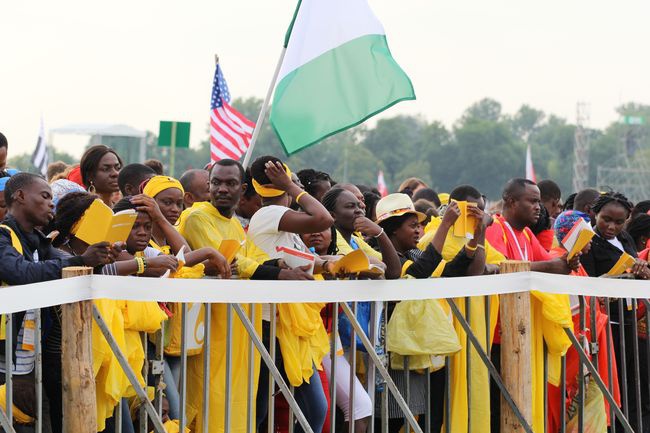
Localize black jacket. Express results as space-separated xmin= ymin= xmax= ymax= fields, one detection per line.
xmin=0 ymin=214 xmax=85 ymax=366
xmin=579 ymin=229 xmax=637 ymax=277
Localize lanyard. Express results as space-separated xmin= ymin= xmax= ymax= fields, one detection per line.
xmin=503 ymin=221 xmax=529 ymax=261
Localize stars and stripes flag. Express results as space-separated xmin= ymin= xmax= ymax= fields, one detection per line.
xmin=210 ymin=64 xmax=256 ymax=162
xmin=32 ymin=116 xmax=48 ymax=177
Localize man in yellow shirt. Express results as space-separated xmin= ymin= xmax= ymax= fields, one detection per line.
xmin=179 ymin=159 xmax=311 ymax=433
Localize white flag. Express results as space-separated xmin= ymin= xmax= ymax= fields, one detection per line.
xmin=32 ymin=117 xmax=48 ymax=177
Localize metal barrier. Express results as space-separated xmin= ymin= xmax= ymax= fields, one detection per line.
xmin=1 ymin=278 xmax=650 ymax=433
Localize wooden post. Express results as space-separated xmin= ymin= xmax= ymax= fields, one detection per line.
xmin=61 ymin=266 xmax=96 ymax=432
xmin=499 ymin=260 xmax=532 ymax=432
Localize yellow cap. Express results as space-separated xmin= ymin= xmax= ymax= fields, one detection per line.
xmin=143 ymin=176 xmax=184 ymax=198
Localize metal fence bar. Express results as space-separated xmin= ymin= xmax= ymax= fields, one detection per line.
xmin=444 ymin=357 xmax=450 ymax=433
xmin=231 ymin=303 xmax=313 ymax=433
xmin=115 ymin=398 xmax=122 ymax=433
xmin=542 ymin=342 xmax=547 ymax=433
xmin=578 ymin=297 xmax=585 ymax=432
xmin=368 ymin=301 xmax=378 ymax=433
xmin=140 ymin=332 xmax=149 ymax=433
xmin=630 ymin=299 xmax=642 ymax=432
xmin=618 ymin=300 xmax=629 ymax=418
xmin=605 ymin=298 xmax=616 ymax=433
xmin=155 ymin=319 xmax=165 ymax=418
xmin=91 ymin=305 xmax=167 ymax=433
xmin=35 ymin=308 xmax=42 ymax=433
xmin=224 ymin=303 xmax=233 ymax=433
xmin=381 ymin=301 xmax=389 ymax=433
xmin=589 ymin=297 xmax=599 ymax=371
xmin=349 ymin=302 xmax=357 ymax=433
xmin=4 ymin=313 xmax=12 ymax=426
xmin=268 ymin=303 xmax=277 ymax=433
xmin=288 ymin=386 xmax=295 ymax=433
xmin=246 ymin=304 xmax=255 ymax=433
xmin=404 ymin=356 xmax=410 ymax=432
xmin=645 ymin=299 xmax=650 ymax=433
xmin=339 ymin=302 xmax=422 ymax=433
xmin=446 ymin=298 xmax=534 ymax=433
xmin=328 ymin=303 xmax=338 ymax=432
xmin=560 ymin=355 xmax=566 ymax=433
xmin=202 ymin=303 xmax=211 ymax=432
xmin=0 ymin=405 xmax=15 ymax=433
xmin=465 ymin=297 xmax=472 ymax=433
xmin=179 ymin=303 xmax=188 ymax=433
xmin=563 ymin=327 xmax=634 ymax=432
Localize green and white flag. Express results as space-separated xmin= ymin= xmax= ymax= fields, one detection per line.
xmin=270 ymin=0 xmax=415 ymax=155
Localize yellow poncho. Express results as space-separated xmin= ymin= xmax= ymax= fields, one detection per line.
xmin=276 ymin=300 xmax=330 ymax=387
xmin=179 ymin=203 xmax=264 ymax=433
xmin=418 ymin=229 xmax=505 ymax=433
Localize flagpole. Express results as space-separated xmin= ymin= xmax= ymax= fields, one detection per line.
xmin=241 ymin=46 xmax=287 ymax=168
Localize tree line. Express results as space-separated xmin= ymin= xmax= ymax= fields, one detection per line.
xmin=10 ymin=98 xmax=650 ymax=201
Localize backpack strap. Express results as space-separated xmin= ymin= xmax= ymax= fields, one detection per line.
xmin=0 ymin=224 xmax=23 ymax=340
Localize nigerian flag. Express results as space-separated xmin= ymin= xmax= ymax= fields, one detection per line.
xmin=270 ymin=0 xmax=415 ymax=155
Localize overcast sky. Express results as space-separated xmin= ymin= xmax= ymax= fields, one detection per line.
xmin=2 ymin=0 xmax=649 ymax=159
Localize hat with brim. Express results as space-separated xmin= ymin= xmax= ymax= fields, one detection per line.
xmin=375 ymin=193 xmax=426 ymax=224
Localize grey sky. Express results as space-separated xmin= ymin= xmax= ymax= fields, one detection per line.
xmin=2 ymin=0 xmax=649 ymax=159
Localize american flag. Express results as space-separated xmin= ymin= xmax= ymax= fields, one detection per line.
xmin=210 ymin=64 xmax=255 ymax=162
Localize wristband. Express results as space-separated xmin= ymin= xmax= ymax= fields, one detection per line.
xmin=135 ymin=257 xmax=145 ymax=274
xmin=373 ymin=228 xmax=385 ymax=239
xmin=477 ymin=244 xmax=485 ymax=250
xmin=295 ymin=191 xmax=308 ymax=204
xmin=465 ymin=244 xmax=478 ymax=252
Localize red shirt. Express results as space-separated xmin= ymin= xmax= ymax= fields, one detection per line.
xmin=486 ymin=215 xmax=552 ymax=344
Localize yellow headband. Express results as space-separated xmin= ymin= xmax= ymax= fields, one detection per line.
xmin=252 ymin=164 xmax=292 ymax=198
xmin=143 ymin=175 xmax=184 ymax=198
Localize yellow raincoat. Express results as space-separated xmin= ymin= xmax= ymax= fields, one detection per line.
xmin=418 ymin=229 xmax=505 ymax=433
xmin=335 ymin=230 xmax=382 ymax=260
xmin=93 ymin=299 xmax=130 ymax=431
xmin=276 ymin=301 xmax=330 ymax=386
xmin=179 ymin=203 xmax=265 ymax=433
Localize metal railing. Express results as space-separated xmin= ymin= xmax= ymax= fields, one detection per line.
xmin=1 ymin=280 xmax=649 ymax=433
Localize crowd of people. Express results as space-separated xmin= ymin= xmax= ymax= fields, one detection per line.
xmin=0 ymin=129 xmax=649 ymax=433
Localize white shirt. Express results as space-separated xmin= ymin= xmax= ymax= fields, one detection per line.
xmin=247 ymin=205 xmax=310 ymax=258
xmin=248 ymin=205 xmax=312 ymax=321
xmin=607 ymin=236 xmax=625 ymax=252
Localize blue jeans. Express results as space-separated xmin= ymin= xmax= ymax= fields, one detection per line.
xmin=256 ymin=322 xmax=328 ymax=433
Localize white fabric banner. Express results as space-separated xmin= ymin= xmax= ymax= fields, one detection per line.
xmin=0 ymin=272 xmax=646 ymax=314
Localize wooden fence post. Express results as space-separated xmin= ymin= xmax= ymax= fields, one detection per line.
xmin=61 ymin=266 xmax=96 ymax=432
xmin=499 ymin=260 xmax=533 ymax=432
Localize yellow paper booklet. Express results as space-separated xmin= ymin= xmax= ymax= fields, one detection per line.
xmin=218 ymin=239 xmax=244 ymax=264
xmin=331 ymin=249 xmax=384 ymax=276
xmin=72 ymin=199 xmax=136 ymax=245
xmin=561 ymin=218 xmax=595 ymax=259
xmin=606 ymin=252 xmax=636 ymax=276
xmin=452 ymin=200 xmax=477 ymax=239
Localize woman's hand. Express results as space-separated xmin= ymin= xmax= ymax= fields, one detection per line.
xmin=353 ymin=217 xmax=382 ymax=237
xmin=130 ymin=195 xmax=165 ymax=224
xmin=441 ymin=201 xmax=461 ymax=228
xmin=264 ymin=161 xmax=296 ymax=192
xmin=145 ymin=255 xmax=179 ymax=277
xmin=632 ymin=259 xmax=650 ymax=280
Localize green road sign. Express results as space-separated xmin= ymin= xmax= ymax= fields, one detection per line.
xmin=622 ymin=116 xmax=645 ymax=125
xmin=158 ymin=121 xmax=191 ymax=148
